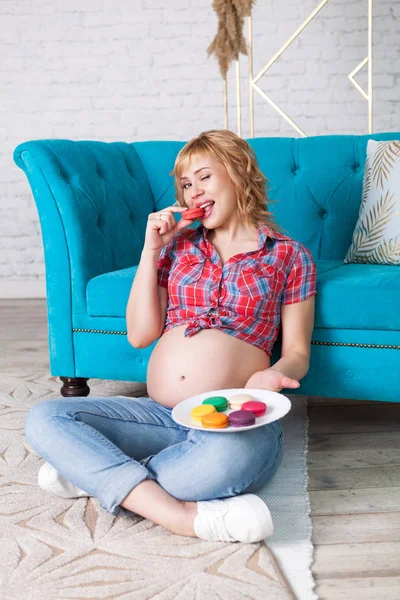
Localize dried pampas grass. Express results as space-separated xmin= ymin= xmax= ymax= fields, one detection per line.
xmin=208 ymin=0 xmax=256 ymax=79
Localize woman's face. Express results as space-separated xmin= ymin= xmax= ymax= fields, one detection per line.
xmin=179 ymin=153 xmax=239 ymax=229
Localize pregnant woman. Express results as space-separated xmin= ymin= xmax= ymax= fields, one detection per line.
xmin=25 ymin=130 xmax=317 ymax=543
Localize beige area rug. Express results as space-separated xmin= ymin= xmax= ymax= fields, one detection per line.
xmin=0 ymin=371 xmax=317 ymax=600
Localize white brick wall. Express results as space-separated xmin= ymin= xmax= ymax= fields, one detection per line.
xmin=1 ymin=0 xmax=399 ymax=297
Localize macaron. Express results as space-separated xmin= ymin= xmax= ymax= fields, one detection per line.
xmin=183 ymin=207 xmax=205 ymax=220
xmin=228 ymin=410 xmax=256 ymax=428
xmin=202 ymin=395 xmax=228 ymax=412
xmin=241 ymin=400 xmax=267 ymax=417
xmin=191 ymin=404 xmax=216 ymax=422
xmin=201 ymin=412 xmax=229 ymax=429
xmin=228 ymin=393 xmax=255 ymax=411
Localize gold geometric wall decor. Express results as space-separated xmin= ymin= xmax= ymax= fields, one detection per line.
xmin=224 ymin=0 xmax=373 ymax=137
xmin=347 ymin=0 xmax=373 ymax=134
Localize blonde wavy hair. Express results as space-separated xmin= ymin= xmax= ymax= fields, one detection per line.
xmin=170 ymin=129 xmax=286 ymax=235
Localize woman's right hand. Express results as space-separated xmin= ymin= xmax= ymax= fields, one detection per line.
xmin=144 ymin=207 xmax=194 ymax=252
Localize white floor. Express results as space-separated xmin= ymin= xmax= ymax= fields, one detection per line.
xmin=258 ymin=396 xmax=317 ymax=600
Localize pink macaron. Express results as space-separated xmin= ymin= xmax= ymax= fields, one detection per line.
xmin=183 ymin=207 xmax=205 ymax=220
xmin=241 ymin=400 xmax=267 ymax=417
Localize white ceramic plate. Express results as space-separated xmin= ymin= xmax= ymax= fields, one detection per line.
xmin=171 ymin=388 xmax=292 ymax=433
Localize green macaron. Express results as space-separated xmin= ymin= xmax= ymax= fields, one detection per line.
xmin=202 ymin=396 xmax=228 ymax=412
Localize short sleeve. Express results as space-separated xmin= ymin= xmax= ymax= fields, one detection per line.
xmin=157 ymin=242 xmax=173 ymax=289
xmin=281 ymin=244 xmax=317 ymax=304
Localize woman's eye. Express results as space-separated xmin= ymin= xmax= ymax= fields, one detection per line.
xmin=182 ymin=175 xmax=210 ymax=190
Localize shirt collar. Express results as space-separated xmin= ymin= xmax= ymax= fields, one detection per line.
xmin=200 ymin=221 xmax=281 ymax=251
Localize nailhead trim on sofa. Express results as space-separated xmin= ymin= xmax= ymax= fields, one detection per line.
xmin=71 ymin=328 xmax=400 ymax=349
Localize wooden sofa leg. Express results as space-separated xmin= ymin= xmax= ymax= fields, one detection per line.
xmin=60 ymin=377 xmax=90 ymax=397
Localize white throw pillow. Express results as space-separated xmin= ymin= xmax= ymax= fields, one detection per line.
xmin=344 ymin=139 xmax=400 ymax=265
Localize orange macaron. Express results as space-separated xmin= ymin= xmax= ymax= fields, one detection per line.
xmin=201 ymin=412 xmax=229 ymax=429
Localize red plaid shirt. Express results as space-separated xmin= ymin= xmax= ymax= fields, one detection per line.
xmin=157 ymin=222 xmax=317 ymax=356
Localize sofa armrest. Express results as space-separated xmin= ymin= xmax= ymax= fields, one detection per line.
xmin=13 ymin=139 xmax=154 ymax=374
xmin=14 ymin=139 xmax=154 ymax=309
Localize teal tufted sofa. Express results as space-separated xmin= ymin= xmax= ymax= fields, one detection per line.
xmin=13 ymin=133 xmax=400 ymax=403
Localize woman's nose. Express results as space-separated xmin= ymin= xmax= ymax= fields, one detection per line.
xmin=191 ymin=183 xmax=204 ymax=199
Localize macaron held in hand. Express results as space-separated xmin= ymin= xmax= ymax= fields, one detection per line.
xmin=143 ymin=206 xmax=195 ymax=252
xmin=182 ymin=206 xmax=206 ymax=220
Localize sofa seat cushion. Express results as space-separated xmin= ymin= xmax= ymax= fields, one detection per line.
xmin=86 ymin=260 xmax=340 ymax=319
xmin=315 ymin=262 xmax=399 ymax=330
xmin=87 ymin=265 xmax=138 ymax=319
xmin=86 ymin=261 xmax=399 ymax=332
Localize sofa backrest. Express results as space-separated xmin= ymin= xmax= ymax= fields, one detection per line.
xmin=14 ymin=132 xmax=400 ymax=315
xmin=133 ymin=132 xmax=400 ymax=261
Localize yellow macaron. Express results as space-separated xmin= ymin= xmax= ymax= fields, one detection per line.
xmin=191 ymin=404 xmax=217 ymax=422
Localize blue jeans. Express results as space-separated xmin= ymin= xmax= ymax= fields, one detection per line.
xmin=24 ymin=395 xmax=284 ymax=516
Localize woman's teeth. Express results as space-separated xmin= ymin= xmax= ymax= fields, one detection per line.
xmin=200 ymin=202 xmax=214 ymax=218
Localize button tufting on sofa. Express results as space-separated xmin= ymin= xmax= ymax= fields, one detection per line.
xmin=69 ymin=174 xmax=81 ymax=188
xmin=60 ymin=171 xmax=68 ymax=182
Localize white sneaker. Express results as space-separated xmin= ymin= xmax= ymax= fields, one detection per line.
xmin=38 ymin=462 xmax=91 ymax=499
xmin=193 ymin=494 xmax=274 ymax=543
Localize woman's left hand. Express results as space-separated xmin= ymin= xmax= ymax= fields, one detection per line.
xmin=244 ymin=368 xmax=300 ymax=393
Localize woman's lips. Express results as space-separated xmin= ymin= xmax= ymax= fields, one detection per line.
xmin=201 ymin=203 xmax=214 ymax=219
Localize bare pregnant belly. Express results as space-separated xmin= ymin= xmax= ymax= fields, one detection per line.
xmin=146 ymin=325 xmax=271 ymax=408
